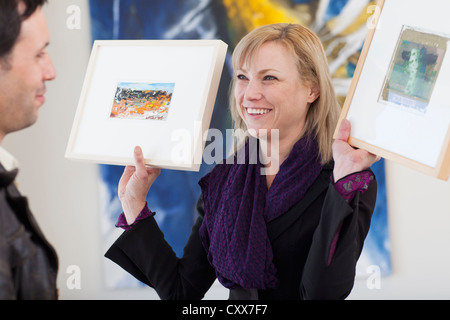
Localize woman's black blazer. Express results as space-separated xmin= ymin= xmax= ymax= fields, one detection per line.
xmin=105 ymin=162 xmax=377 ymax=300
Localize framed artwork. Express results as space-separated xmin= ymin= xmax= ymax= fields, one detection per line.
xmin=335 ymin=0 xmax=450 ymax=180
xmin=66 ymin=40 xmax=228 ymax=171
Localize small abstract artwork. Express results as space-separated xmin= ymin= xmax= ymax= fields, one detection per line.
xmin=380 ymin=26 xmax=448 ymax=114
xmin=110 ymin=82 xmax=175 ymax=120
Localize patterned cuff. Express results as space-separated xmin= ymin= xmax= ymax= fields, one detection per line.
xmin=332 ymin=170 xmax=375 ymax=202
xmin=115 ymin=202 xmax=154 ymax=231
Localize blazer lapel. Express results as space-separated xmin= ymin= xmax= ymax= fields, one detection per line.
xmin=266 ymin=164 xmax=332 ymax=242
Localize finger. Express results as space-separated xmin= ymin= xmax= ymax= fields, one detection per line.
xmin=122 ymin=165 xmax=136 ymax=177
xmin=359 ymin=149 xmax=381 ymax=169
xmin=335 ymin=119 xmax=351 ymax=142
xmin=146 ymin=166 xmax=161 ymax=176
xmin=120 ymin=166 xmax=136 ymax=184
xmin=133 ymin=146 xmax=148 ymax=178
xmin=118 ymin=165 xmax=135 ymax=196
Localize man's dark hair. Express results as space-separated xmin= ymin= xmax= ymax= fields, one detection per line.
xmin=0 ymin=0 xmax=47 ymax=63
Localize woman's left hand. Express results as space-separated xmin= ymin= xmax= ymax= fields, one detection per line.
xmin=332 ymin=119 xmax=380 ymax=181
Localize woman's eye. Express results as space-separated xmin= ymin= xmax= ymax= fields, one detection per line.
xmin=263 ymin=75 xmax=277 ymax=81
xmin=237 ymin=74 xmax=247 ymax=80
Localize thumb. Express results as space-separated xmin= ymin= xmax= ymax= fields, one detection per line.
xmin=133 ymin=146 xmax=148 ymax=178
xmin=335 ymin=119 xmax=351 ymax=142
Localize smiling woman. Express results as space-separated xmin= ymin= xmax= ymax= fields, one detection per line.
xmin=229 ymin=23 xmax=339 ymax=166
xmin=105 ymin=22 xmax=380 ymax=300
xmin=234 ymin=42 xmax=319 ymax=166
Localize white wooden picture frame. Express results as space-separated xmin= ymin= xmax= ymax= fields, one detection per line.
xmin=66 ymin=39 xmax=228 ymax=171
xmin=335 ymin=0 xmax=450 ymax=180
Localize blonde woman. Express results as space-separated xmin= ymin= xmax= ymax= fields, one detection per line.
xmin=105 ymin=23 xmax=378 ymax=300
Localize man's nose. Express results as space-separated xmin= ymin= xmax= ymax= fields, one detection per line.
xmin=43 ymin=54 xmax=56 ymax=81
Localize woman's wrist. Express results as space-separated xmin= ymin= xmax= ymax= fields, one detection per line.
xmin=121 ymin=198 xmax=147 ymax=225
xmin=333 ymin=161 xmax=367 ymax=182
xmin=116 ymin=202 xmax=154 ymax=230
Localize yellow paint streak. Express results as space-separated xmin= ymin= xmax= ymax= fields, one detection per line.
xmin=222 ymin=0 xmax=303 ymax=37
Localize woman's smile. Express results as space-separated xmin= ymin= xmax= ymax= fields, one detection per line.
xmin=244 ymin=106 xmax=273 ymax=116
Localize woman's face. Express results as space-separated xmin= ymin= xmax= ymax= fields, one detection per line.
xmin=234 ymin=41 xmax=318 ymax=141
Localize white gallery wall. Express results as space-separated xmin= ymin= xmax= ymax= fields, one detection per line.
xmin=3 ymin=0 xmax=450 ymax=299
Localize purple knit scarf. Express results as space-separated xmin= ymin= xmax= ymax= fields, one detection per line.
xmin=198 ymin=134 xmax=323 ymax=290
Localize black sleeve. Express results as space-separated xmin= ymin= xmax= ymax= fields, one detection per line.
xmin=300 ymin=176 xmax=377 ymax=300
xmin=104 ymin=198 xmax=217 ymax=300
xmin=0 ymin=221 xmax=14 ymax=299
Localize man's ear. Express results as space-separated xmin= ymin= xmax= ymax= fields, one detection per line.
xmin=307 ymin=85 xmax=320 ymax=103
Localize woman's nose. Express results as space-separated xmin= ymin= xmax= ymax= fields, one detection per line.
xmin=244 ymin=79 xmax=263 ymax=101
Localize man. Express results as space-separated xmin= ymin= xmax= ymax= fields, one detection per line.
xmin=0 ymin=0 xmax=58 ymax=299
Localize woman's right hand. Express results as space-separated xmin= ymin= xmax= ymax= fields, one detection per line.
xmin=118 ymin=146 xmax=161 ymax=225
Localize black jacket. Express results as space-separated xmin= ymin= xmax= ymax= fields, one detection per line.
xmin=105 ymin=163 xmax=377 ymax=300
xmin=0 ymin=165 xmax=58 ymax=299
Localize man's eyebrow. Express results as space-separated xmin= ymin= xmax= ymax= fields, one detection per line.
xmin=37 ymin=41 xmax=50 ymax=52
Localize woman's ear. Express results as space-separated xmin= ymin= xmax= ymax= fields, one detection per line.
xmin=307 ymin=85 xmax=320 ymax=103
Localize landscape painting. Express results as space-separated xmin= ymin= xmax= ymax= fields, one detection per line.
xmin=110 ymin=82 xmax=175 ymax=120
xmin=380 ymin=27 xmax=448 ymax=114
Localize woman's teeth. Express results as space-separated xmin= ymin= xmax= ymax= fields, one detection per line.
xmin=247 ymin=108 xmax=271 ymax=115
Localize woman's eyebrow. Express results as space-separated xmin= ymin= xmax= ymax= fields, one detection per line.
xmin=236 ymin=68 xmax=281 ymax=74
xmin=257 ymin=68 xmax=281 ymax=75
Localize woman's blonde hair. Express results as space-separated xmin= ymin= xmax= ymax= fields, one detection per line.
xmin=229 ymin=23 xmax=340 ymax=164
